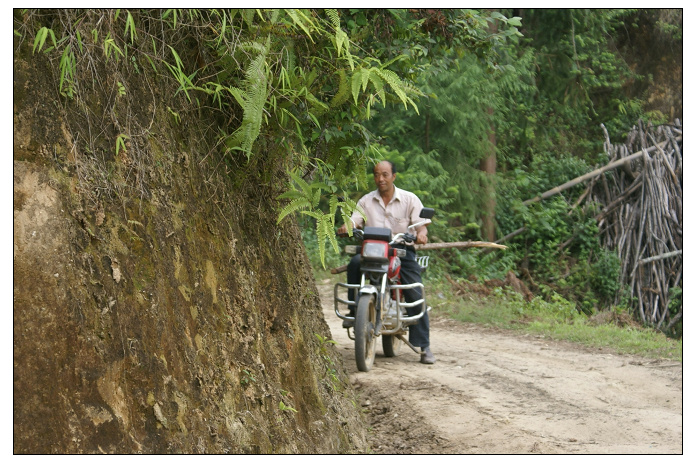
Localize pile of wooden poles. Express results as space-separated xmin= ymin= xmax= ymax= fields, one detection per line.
xmin=585 ymin=120 xmax=683 ymax=330
xmin=499 ymin=119 xmax=682 ymax=330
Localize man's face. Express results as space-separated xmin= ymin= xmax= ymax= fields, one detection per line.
xmin=373 ymin=162 xmax=396 ymax=194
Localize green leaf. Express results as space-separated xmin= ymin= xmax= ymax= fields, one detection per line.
xmin=33 ymin=27 xmax=49 ymax=54
xmin=286 ymin=9 xmax=315 ymax=43
xmin=115 ymin=134 xmax=129 ymax=157
xmin=351 ymin=71 xmax=362 ymax=104
xmin=76 ymin=30 xmax=83 ymax=53
xmin=125 ymin=11 xmax=137 ymax=43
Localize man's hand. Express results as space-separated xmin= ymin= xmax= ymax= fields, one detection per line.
xmin=416 ymin=227 xmax=428 ymax=245
xmin=337 ymin=224 xmax=348 ymax=236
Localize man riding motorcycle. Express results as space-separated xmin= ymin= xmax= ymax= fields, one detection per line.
xmin=337 ymin=160 xmax=436 ymax=365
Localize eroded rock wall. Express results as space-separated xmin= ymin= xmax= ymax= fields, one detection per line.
xmin=13 ymin=34 xmax=366 ymax=454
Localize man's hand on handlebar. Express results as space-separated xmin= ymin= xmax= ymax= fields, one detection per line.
xmin=416 ymin=228 xmax=428 ymax=245
xmin=336 ymin=224 xmax=349 ymax=237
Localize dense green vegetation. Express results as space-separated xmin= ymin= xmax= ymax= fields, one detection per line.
xmin=302 ymin=9 xmax=682 ymax=340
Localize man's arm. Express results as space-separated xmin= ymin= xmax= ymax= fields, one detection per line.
xmin=409 ymin=194 xmax=428 ymax=245
xmin=415 ymin=225 xmax=428 ymax=245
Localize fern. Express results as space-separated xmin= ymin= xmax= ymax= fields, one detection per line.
xmin=286 ymin=9 xmax=317 ymax=42
xmin=277 ymin=197 xmax=313 ymax=223
xmin=349 ymin=65 xmax=422 ymax=115
xmin=374 ymin=68 xmax=419 ymax=113
xmin=325 ymin=9 xmax=340 ymax=29
xmin=277 ymin=168 xmax=362 ymax=267
xmin=368 ymin=72 xmax=386 ymax=107
xmin=226 ymin=38 xmax=270 ymax=158
xmin=301 ymin=210 xmax=338 ymax=268
xmin=325 ymin=9 xmax=354 ymax=70
xmin=330 ymin=69 xmax=350 ymax=108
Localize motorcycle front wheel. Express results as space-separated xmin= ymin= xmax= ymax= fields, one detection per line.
xmin=354 ymin=295 xmax=376 ymax=372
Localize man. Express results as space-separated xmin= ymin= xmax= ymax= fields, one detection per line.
xmin=337 ymin=160 xmax=436 ymax=364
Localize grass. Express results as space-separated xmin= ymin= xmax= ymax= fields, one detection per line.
xmin=428 ymin=278 xmax=682 ymax=362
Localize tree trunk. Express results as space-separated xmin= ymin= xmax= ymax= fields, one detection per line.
xmin=425 ymin=111 xmax=431 ymax=153
xmin=480 ymin=105 xmax=497 ymax=241
xmin=479 ymin=14 xmax=498 ymax=242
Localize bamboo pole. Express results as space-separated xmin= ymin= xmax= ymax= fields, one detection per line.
xmin=637 ymin=250 xmax=682 ymax=266
xmin=329 ymin=241 xmax=507 ymax=274
xmin=413 ymin=241 xmax=508 ymax=251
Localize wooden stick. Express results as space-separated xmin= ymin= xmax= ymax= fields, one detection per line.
xmin=329 ymin=241 xmax=507 ymax=274
xmin=637 ymin=250 xmax=682 ymax=266
xmin=331 ymin=264 xmax=348 ymax=274
xmin=414 ymin=241 xmax=508 ymax=251
xmin=495 ymin=226 xmax=526 ymax=244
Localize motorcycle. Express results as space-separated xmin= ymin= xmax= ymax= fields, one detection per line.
xmin=334 ymin=207 xmax=435 ymax=372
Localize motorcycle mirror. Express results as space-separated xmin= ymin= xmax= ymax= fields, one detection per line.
xmin=419 ymin=207 xmax=435 ymax=219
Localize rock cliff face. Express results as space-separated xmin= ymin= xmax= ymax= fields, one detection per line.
xmin=13 ymin=34 xmax=366 ymax=454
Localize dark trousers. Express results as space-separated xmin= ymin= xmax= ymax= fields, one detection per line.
xmin=347 ymin=248 xmax=430 ymax=349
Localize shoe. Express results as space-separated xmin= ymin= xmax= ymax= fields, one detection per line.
xmin=420 ymin=347 xmax=436 ymax=364
xmin=342 ymin=318 xmax=354 ymax=329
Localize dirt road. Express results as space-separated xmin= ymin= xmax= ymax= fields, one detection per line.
xmin=318 ymin=276 xmax=683 ymax=454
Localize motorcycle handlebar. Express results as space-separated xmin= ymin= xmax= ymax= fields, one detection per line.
xmin=391 ymin=232 xmax=416 ymax=246
xmin=337 ymin=228 xmax=363 ymax=239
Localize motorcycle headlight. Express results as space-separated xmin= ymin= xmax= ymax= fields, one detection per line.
xmin=362 ymin=242 xmax=388 ymax=260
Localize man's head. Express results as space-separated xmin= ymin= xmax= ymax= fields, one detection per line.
xmin=373 ymin=161 xmax=396 ymax=194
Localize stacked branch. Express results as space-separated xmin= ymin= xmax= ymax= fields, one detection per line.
xmin=585 ymin=120 xmax=683 ymax=329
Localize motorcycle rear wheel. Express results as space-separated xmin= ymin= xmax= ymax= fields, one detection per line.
xmin=382 ymin=333 xmax=402 ymax=357
xmin=355 ymin=295 xmax=376 ymax=372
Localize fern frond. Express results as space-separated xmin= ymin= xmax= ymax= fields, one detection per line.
xmin=306 ymin=92 xmax=329 ymax=114
xmin=311 ymin=187 xmax=322 ymax=208
xmin=276 ymin=189 xmax=304 ymax=201
xmin=227 ymin=39 xmax=270 ymax=157
xmin=325 ymin=9 xmax=340 ymax=28
xmin=287 ymin=169 xmax=312 ymax=197
xmin=241 ymin=9 xmax=255 ymax=28
xmin=330 ymin=70 xmax=350 ymax=108
xmin=367 ymin=71 xmax=386 ymax=107
xmin=374 ymin=68 xmax=419 ymax=113
xmin=323 ymin=214 xmax=339 ymax=254
xmin=314 ymin=213 xmax=339 ymax=268
xmin=374 ymin=68 xmax=406 ymax=101
xmin=301 ymin=210 xmax=322 ymax=221
xmin=328 ymin=195 xmax=339 ymax=217
xmin=360 ymin=68 xmax=370 ymax=93
xmin=277 ymin=197 xmax=312 ymax=224
xmin=286 ymin=9 xmax=316 ymax=43
xmin=351 ymin=71 xmax=362 ymax=105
